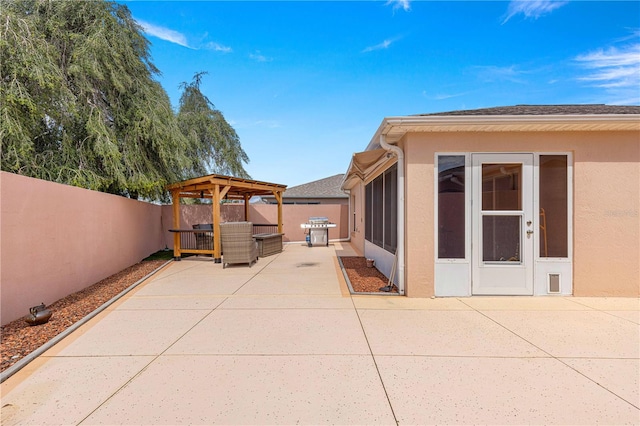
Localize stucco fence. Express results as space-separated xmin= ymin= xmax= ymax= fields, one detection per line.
xmin=1 ymin=172 xmax=348 ymax=325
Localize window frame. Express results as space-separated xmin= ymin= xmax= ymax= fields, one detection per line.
xmin=364 ymin=163 xmax=398 ymax=254
xmin=435 ymin=153 xmax=470 ymax=262
xmin=534 ymin=152 xmax=573 ymax=261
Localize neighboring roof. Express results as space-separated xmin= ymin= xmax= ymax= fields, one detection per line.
xmin=265 ymin=174 xmax=348 ymax=200
xmin=420 ymin=104 xmax=640 ymax=116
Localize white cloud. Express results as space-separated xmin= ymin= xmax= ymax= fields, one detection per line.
xmin=137 ymin=19 xmax=231 ymax=53
xmin=502 ymin=0 xmax=568 ymax=24
xmin=363 ymin=37 xmax=400 ymax=53
xmin=433 ymin=92 xmax=469 ymax=101
xmin=205 ymin=42 xmax=232 ymax=53
xmin=137 ymin=19 xmax=190 ymax=48
xmin=473 ymin=65 xmax=529 ymax=84
xmin=575 ymin=43 xmax=640 ymax=92
xmin=249 ymin=51 xmax=272 ymax=62
xmin=386 ymin=0 xmax=411 ymax=13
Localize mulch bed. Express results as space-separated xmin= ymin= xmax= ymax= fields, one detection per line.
xmin=0 ymin=260 xmax=166 ymax=373
xmin=340 ymin=256 xmax=398 ymax=294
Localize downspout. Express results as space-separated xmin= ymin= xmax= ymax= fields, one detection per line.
xmin=379 ymin=134 xmax=405 ymax=295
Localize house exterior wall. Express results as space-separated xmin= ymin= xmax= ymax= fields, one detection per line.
xmin=347 ymin=182 xmax=367 ymax=254
xmin=1 ymin=172 xmax=164 ymax=325
xmin=399 ymin=130 xmax=639 ymax=297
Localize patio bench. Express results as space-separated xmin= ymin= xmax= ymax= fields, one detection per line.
xmin=253 ymin=233 xmax=284 ymax=257
xmin=192 ymin=224 xmax=213 ymax=251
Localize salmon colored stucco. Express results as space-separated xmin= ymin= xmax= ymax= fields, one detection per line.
xmin=1 ymin=172 xmax=350 ymax=325
xmin=0 ymin=172 xmax=164 ymax=325
xmin=346 ymin=122 xmax=640 ymax=298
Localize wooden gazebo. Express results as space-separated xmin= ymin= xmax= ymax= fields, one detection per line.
xmin=166 ymin=174 xmax=287 ymax=263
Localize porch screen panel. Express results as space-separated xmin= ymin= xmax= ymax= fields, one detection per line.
xmin=365 ymin=165 xmax=398 ymax=253
xmin=365 ymin=182 xmax=372 ymax=242
xmin=384 ymin=164 xmax=397 ymax=253
xmin=438 ymin=156 xmax=465 ymax=259
xmin=539 ymin=155 xmax=568 ymax=257
xmin=372 ymin=174 xmax=384 ymax=247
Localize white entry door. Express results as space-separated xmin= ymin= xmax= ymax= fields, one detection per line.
xmin=472 ymin=153 xmax=534 ymax=295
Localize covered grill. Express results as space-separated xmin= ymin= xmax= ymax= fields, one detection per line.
xmin=300 ymin=216 xmax=337 ymax=247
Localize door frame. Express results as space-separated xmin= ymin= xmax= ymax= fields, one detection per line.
xmin=434 ymin=151 xmax=573 ymax=297
xmin=471 ymin=153 xmax=534 ymax=295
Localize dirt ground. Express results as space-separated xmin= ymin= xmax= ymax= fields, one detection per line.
xmin=339 ymin=256 xmax=398 ymax=293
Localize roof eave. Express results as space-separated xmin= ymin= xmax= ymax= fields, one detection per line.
xmin=366 ymin=114 xmax=640 ymax=148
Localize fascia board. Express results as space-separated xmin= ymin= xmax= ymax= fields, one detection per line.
xmin=365 ymin=114 xmax=640 ymax=148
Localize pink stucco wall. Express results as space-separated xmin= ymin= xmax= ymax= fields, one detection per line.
xmin=160 ymin=203 xmax=348 ymax=247
xmin=0 ymin=172 xmax=349 ymax=325
xmin=252 ymin=203 xmax=348 ymax=243
xmin=1 ymin=172 xmax=164 ymax=325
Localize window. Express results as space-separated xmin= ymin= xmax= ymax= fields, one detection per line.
xmin=365 ymin=182 xmax=372 ymax=242
xmin=384 ymin=166 xmax=397 ymax=252
xmin=372 ymin=174 xmax=383 ymax=246
xmin=437 ymin=155 xmax=465 ymax=259
xmin=539 ymin=155 xmax=568 ymax=257
xmin=365 ymin=164 xmax=397 ymax=253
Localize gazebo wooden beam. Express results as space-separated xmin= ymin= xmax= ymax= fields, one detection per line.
xmin=213 ymin=185 xmax=221 ymax=262
xmin=165 ymin=173 xmax=287 ymax=264
xmin=272 ymin=190 xmax=284 ymax=234
xmin=171 ymin=189 xmax=182 ymax=259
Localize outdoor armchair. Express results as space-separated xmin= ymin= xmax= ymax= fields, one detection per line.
xmin=219 ymin=222 xmax=259 ymax=268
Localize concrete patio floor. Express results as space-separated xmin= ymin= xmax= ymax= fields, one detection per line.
xmin=1 ymin=242 xmax=639 ymax=425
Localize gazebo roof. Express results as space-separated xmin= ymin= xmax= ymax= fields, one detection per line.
xmin=166 ymin=174 xmax=287 ymax=262
xmin=166 ymin=174 xmax=287 ymax=199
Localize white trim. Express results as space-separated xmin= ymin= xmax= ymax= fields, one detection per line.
xmin=532 ymin=152 xmax=574 ymax=261
xmin=367 ymin=114 xmax=640 ymax=148
xmin=471 ymin=153 xmax=535 ymax=295
xmin=533 ymin=152 xmax=574 ymax=295
xmin=434 ymin=153 xmax=471 ymax=296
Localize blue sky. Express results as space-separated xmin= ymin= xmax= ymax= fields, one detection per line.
xmin=121 ymin=0 xmax=640 ymax=187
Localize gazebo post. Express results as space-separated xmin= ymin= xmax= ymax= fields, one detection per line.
xmin=244 ymin=194 xmax=250 ymax=222
xmin=172 ymin=190 xmax=181 ymax=260
xmin=273 ymin=190 xmax=283 ymax=234
xmin=210 ymin=189 xmax=215 ymax=258
xmin=213 ymin=184 xmax=221 ymax=263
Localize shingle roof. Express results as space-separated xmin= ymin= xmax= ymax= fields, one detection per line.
xmin=281 ymin=174 xmax=348 ymax=199
xmin=419 ymin=104 xmax=640 ymax=116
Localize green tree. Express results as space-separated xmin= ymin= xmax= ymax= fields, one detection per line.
xmin=1 ymin=0 xmax=240 ymax=199
xmin=177 ymin=72 xmax=250 ymax=179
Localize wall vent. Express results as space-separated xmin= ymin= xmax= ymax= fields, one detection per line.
xmin=548 ymin=273 xmax=561 ymax=294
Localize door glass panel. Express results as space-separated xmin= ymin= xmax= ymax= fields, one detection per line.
xmin=539 ymin=155 xmax=568 ymax=257
xmin=482 ymin=164 xmax=522 ymax=211
xmin=482 ymin=215 xmax=521 ymax=262
xmin=438 ymin=155 xmax=465 ymax=259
